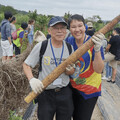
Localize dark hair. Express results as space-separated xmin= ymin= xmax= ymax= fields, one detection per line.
xmin=114 ymin=27 xmax=120 ymax=35
xmin=28 ymin=19 xmax=35 ymax=24
xmin=21 ymin=22 xmax=28 ymax=30
xmin=10 ymin=16 xmax=16 ymax=23
xmin=68 ymin=14 xmax=85 ymax=28
xmin=4 ymin=11 xmax=13 ymax=19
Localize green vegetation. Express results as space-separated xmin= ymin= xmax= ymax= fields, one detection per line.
xmin=0 ymin=4 xmax=17 ymax=15
xmin=0 ymin=4 xmax=120 ymax=38
xmin=1 ymin=4 xmax=120 ymax=55
xmin=9 ymin=110 xmax=23 ymax=120
xmin=15 ymin=14 xmax=29 ymax=25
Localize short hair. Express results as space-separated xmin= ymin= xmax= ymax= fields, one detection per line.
xmin=4 ymin=11 xmax=13 ymax=19
xmin=68 ymin=14 xmax=85 ymax=28
xmin=10 ymin=16 xmax=16 ymax=23
xmin=114 ymin=27 xmax=120 ymax=35
xmin=21 ymin=22 xmax=28 ymax=30
xmin=28 ymin=19 xmax=35 ymax=24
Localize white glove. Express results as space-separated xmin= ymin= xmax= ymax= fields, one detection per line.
xmin=92 ymin=33 xmax=105 ymax=52
xmin=33 ymin=30 xmax=46 ymax=42
xmin=29 ymin=78 xmax=44 ymax=94
xmin=66 ymin=63 xmax=76 ymax=71
xmin=65 ymin=63 xmax=75 ymax=75
xmin=66 ymin=60 xmax=80 ymax=71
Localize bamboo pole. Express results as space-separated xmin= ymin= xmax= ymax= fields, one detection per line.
xmin=24 ymin=15 xmax=120 ymax=103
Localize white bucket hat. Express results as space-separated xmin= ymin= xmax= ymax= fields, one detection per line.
xmin=87 ymin=22 xmax=93 ymax=28
xmin=33 ymin=30 xmax=46 ymax=42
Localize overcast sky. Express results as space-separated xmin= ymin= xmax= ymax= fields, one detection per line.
xmin=1 ymin=0 xmax=120 ymax=20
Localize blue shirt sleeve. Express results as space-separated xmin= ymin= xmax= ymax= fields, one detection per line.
xmin=19 ymin=31 xmax=24 ymax=38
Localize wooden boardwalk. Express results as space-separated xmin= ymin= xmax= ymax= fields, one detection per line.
xmin=0 ymin=43 xmax=2 ymax=57
xmin=97 ymin=64 xmax=120 ymax=120
xmin=116 ymin=64 xmax=120 ymax=88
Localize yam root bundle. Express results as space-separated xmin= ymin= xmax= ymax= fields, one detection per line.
xmin=24 ymin=15 xmax=120 ymax=104
xmin=0 ymin=46 xmax=37 ymax=120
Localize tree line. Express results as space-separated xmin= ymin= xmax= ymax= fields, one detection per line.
xmin=0 ymin=4 xmax=120 ymax=37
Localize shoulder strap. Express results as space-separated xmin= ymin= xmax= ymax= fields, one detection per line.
xmin=17 ymin=28 xmax=23 ymax=34
xmin=39 ymin=39 xmax=48 ymax=71
xmin=0 ymin=22 xmax=7 ymax=31
xmin=2 ymin=22 xmax=7 ymax=26
xmin=39 ymin=40 xmax=72 ymax=71
xmin=65 ymin=42 xmax=72 ymax=55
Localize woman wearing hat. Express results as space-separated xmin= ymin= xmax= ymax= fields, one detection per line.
xmin=86 ymin=21 xmax=95 ymax=36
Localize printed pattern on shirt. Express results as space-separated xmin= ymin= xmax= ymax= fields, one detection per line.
xmin=70 ymin=47 xmax=101 ymax=99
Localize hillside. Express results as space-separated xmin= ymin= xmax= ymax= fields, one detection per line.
xmin=0 ymin=4 xmax=28 ymax=15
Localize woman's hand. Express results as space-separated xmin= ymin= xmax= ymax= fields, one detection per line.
xmin=65 ymin=63 xmax=76 ymax=75
xmin=92 ymin=33 xmax=105 ymax=52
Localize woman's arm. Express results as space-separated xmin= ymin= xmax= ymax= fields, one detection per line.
xmin=93 ymin=51 xmax=104 ymax=73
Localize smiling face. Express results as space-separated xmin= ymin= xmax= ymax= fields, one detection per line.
xmin=70 ymin=20 xmax=86 ymax=41
xmin=48 ymin=23 xmax=67 ymax=43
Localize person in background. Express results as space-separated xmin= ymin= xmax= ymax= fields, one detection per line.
xmin=13 ymin=22 xmax=28 ymax=55
xmin=66 ymin=14 xmax=104 ymax=120
xmin=105 ymin=35 xmax=113 ymax=80
xmin=27 ymin=19 xmax=35 ymax=45
xmin=10 ymin=16 xmax=16 ymax=35
xmin=46 ymin=33 xmax=51 ymax=39
xmin=101 ymin=37 xmax=107 ymax=79
xmin=105 ymin=62 xmax=112 ymax=80
xmin=10 ymin=16 xmax=16 ymax=52
xmin=102 ymin=37 xmax=112 ymax=80
xmin=86 ymin=21 xmax=95 ymax=36
xmin=0 ymin=11 xmax=13 ymax=62
xmin=23 ymin=16 xmax=74 ymax=120
xmin=105 ymin=27 xmax=120 ymax=83
xmin=85 ymin=23 xmax=88 ymax=32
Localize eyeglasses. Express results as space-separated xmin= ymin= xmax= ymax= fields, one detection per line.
xmin=52 ymin=26 xmax=67 ymax=31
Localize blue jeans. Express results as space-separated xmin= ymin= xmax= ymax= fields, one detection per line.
xmin=106 ymin=62 xmax=112 ymax=78
xmin=28 ymin=35 xmax=33 ymax=44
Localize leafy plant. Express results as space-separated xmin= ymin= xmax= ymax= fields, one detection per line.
xmin=28 ymin=9 xmax=37 ymax=21
xmin=36 ymin=14 xmax=49 ymax=31
xmin=0 ymin=13 xmax=4 ymax=23
xmin=9 ymin=110 xmax=23 ymax=120
xmin=15 ymin=14 xmax=29 ymax=25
